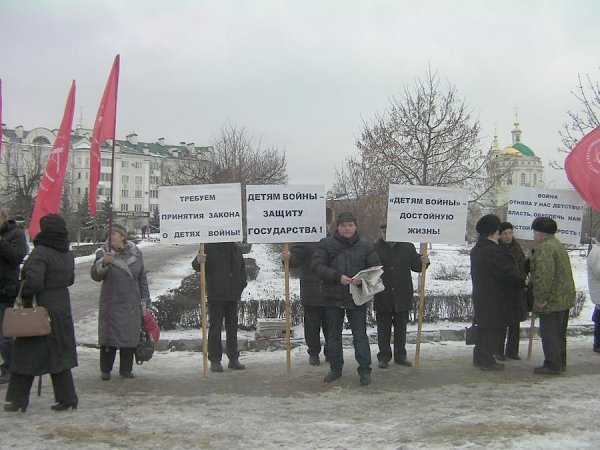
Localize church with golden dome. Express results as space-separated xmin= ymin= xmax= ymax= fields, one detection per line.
xmin=486 ymin=115 xmax=545 ymax=206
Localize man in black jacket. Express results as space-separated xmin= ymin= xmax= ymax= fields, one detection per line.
xmin=192 ymin=242 xmax=247 ymax=373
xmin=374 ymin=224 xmax=429 ymax=369
xmin=0 ymin=210 xmax=28 ymax=384
xmin=311 ymin=212 xmax=381 ymax=386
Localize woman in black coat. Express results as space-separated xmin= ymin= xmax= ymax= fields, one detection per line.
xmin=497 ymin=222 xmax=528 ymax=360
xmin=4 ymin=214 xmax=78 ymax=412
xmin=470 ymin=215 xmax=524 ymax=371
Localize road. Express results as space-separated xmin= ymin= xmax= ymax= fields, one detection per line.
xmin=70 ymin=242 xmax=199 ymax=325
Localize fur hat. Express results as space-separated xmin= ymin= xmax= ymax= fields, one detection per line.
xmin=475 ymin=214 xmax=501 ymax=236
xmin=104 ymin=223 xmax=128 ymax=240
xmin=336 ymin=211 xmax=357 ymax=225
xmin=40 ymin=214 xmax=67 ymax=235
xmin=531 ymin=217 xmax=557 ymax=234
xmin=499 ymin=222 xmax=513 ymax=233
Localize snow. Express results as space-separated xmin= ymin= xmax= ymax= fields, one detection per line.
xmin=2 ymin=240 xmax=598 ymax=448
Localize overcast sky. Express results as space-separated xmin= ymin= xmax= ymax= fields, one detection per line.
xmin=1 ymin=0 xmax=598 ymax=189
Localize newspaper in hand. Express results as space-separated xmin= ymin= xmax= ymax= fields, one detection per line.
xmin=350 ymin=265 xmax=384 ymax=306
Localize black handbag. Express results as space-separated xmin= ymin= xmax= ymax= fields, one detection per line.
xmin=465 ymin=324 xmax=478 ymax=345
xmin=134 ymin=329 xmax=154 ymax=365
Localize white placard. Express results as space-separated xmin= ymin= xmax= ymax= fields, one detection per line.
xmin=246 ymin=184 xmax=326 ymax=243
xmin=507 ymin=187 xmax=584 ymax=244
xmin=158 ymin=183 xmax=243 ymax=244
xmin=386 ymin=185 xmax=469 ymax=244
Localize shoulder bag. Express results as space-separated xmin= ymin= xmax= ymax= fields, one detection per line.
xmin=2 ymin=283 xmax=52 ymax=338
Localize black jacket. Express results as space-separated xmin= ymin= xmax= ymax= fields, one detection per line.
xmin=191 ymin=242 xmax=247 ymax=302
xmin=288 ymin=242 xmax=326 ymax=307
xmin=311 ymin=230 xmax=380 ymax=309
xmin=12 ymin=244 xmax=77 ymax=375
xmin=0 ymin=219 xmax=28 ymax=303
xmin=470 ymin=238 xmax=524 ymax=329
xmin=374 ymin=240 xmax=424 ymax=313
xmin=499 ymin=239 xmax=528 ymax=322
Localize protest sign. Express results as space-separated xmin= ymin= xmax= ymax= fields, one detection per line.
xmin=158 ymin=183 xmax=243 ymax=244
xmin=246 ymin=184 xmax=326 ymax=243
xmin=386 ymin=185 xmax=468 ymax=244
xmin=507 ymin=187 xmax=584 ymax=244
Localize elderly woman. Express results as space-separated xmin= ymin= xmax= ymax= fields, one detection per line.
xmin=470 ymin=215 xmax=524 ymax=371
xmin=91 ymin=223 xmax=150 ymax=380
xmin=4 ymin=214 xmax=78 ymax=412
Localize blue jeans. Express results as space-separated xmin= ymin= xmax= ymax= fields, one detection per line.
xmin=0 ymin=303 xmax=13 ymax=373
xmin=325 ymin=306 xmax=372 ymax=376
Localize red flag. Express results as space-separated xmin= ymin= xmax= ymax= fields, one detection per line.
xmin=565 ymin=125 xmax=600 ymax=212
xmin=29 ymin=81 xmax=76 ymax=240
xmin=90 ymin=55 xmax=120 ymax=215
xmin=0 ymin=79 xmax=3 ymax=158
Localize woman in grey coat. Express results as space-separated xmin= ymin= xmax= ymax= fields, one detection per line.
xmin=4 ymin=214 xmax=78 ymax=412
xmin=91 ymin=223 xmax=150 ymax=380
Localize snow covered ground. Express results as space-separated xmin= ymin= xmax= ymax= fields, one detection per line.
xmin=2 ymin=239 xmax=599 ymax=449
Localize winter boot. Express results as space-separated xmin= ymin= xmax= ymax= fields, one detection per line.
xmin=228 ymin=359 xmax=245 ymax=370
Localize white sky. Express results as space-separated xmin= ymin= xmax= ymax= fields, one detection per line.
xmin=1 ymin=0 xmax=599 ymax=189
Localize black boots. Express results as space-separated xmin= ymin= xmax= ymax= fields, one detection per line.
xmin=4 ymin=401 xmax=28 ymax=413
xmin=51 ymin=400 xmax=78 ymax=411
xmin=228 ymin=359 xmax=246 ymax=370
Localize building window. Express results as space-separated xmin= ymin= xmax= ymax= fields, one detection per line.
xmin=100 ymin=173 xmax=111 ymax=181
xmin=533 ymin=173 xmax=537 ymax=185
xmin=520 ymin=173 xmax=526 ymax=186
xmin=101 ymin=158 xmax=111 ymax=167
xmin=150 ymin=203 xmax=159 ymax=212
xmin=85 ymin=157 xmax=89 ymax=167
xmin=135 ymin=176 xmax=143 ymax=185
xmin=507 ymin=174 xmax=512 ymax=185
xmin=150 ymin=176 xmax=159 ymax=185
xmin=85 ymin=187 xmax=88 ymax=196
xmin=121 ymin=189 xmax=129 ymax=198
xmin=133 ymin=162 xmax=142 ymax=169
xmin=150 ymin=162 xmax=160 ymax=170
xmin=77 ymin=157 xmax=82 ymax=166
xmin=120 ymin=204 xmax=129 ymax=211
xmin=122 ymin=175 xmax=129 ymax=184
xmin=135 ymin=190 xmax=142 ymax=198
xmin=150 ymin=190 xmax=159 ymax=198
xmin=77 ymin=187 xmax=81 ymax=195
xmin=85 ymin=172 xmax=88 ymax=180
xmin=134 ymin=204 xmax=142 ymax=212
xmin=122 ymin=161 xmax=128 ymax=168
xmin=77 ymin=172 xmax=81 ymax=179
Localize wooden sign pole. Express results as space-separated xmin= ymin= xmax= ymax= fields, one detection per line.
xmin=284 ymin=243 xmax=292 ymax=372
xmin=414 ymin=242 xmax=429 ymax=368
xmin=199 ymin=243 xmax=208 ymax=377
xmin=527 ymin=314 xmax=535 ymax=361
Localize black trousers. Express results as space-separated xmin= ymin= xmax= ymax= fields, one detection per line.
xmin=376 ymin=311 xmax=409 ymax=363
xmin=5 ymin=369 xmax=77 ymax=405
xmin=0 ymin=302 xmax=13 ymax=373
xmin=498 ymin=321 xmax=521 ymax=357
xmin=208 ymin=302 xmax=239 ymax=363
xmin=539 ymin=309 xmax=569 ymax=371
xmin=100 ymin=346 xmax=135 ymax=375
xmin=303 ymin=305 xmax=328 ymax=357
xmin=473 ymin=327 xmax=502 ymax=367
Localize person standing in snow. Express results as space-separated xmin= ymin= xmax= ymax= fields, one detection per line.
xmin=91 ymin=223 xmax=151 ymax=381
xmin=470 ymin=214 xmax=525 ymax=371
xmin=496 ymin=222 xmax=528 ymax=360
xmin=311 ymin=211 xmax=380 ymax=386
xmin=587 ymin=228 xmax=600 ymax=353
xmin=530 ymin=216 xmax=576 ymax=375
xmin=192 ymin=242 xmax=247 ymax=373
xmin=281 ymin=207 xmax=334 ymax=366
xmin=0 ymin=209 xmax=28 ymax=385
xmin=374 ymin=223 xmax=429 ymax=369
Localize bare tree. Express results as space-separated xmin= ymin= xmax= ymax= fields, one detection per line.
xmin=334 ymin=68 xmax=493 ymax=233
xmin=162 ymin=122 xmax=287 ymax=187
xmin=0 ymin=143 xmax=47 ymax=222
xmin=551 ymin=70 xmax=600 ymax=170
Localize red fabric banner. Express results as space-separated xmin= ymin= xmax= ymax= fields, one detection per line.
xmin=29 ymin=81 xmax=76 ymax=240
xmin=565 ymin=125 xmax=600 ymax=213
xmin=90 ymin=55 xmax=120 ymax=215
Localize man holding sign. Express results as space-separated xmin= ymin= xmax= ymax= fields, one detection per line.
xmin=311 ymin=212 xmax=380 ymax=386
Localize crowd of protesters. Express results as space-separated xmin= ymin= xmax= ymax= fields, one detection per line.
xmin=0 ymin=208 xmax=588 ymax=412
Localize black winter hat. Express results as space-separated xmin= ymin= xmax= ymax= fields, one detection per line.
xmin=499 ymin=222 xmax=513 ymax=233
xmin=475 ymin=214 xmax=501 ymax=236
xmin=531 ymin=217 xmax=558 ymax=234
xmin=336 ymin=211 xmax=357 ymax=225
xmin=40 ymin=214 xmax=67 ymax=234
